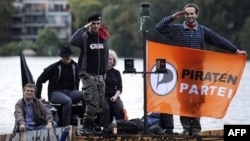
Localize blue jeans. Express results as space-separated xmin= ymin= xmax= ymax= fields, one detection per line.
xmin=51 ymin=89 xmax=83 ymax=127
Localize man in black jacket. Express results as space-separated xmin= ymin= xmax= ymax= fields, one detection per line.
xmin=36 ymin=46 xmax=83 ymax=127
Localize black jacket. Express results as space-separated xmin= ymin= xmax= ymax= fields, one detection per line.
xmin=36 ymin=60 xmax=80 ymax=101
xmin=105 ymin=68 xmax=122 ymax=98
xmin=69 ymin=27 xmax=109 ymax=76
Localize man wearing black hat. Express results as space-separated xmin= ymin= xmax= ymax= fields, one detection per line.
xmin=69 ymin=12 xmax=110 ymax=134
xmin=36 ymin=46 xmax=83 ymax=127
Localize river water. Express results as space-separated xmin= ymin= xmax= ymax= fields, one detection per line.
xmin=0 ymin=57 xmax=249 ymax=135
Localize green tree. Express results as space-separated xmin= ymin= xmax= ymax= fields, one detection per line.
xmin=103 ymin=3 xmax=142 ymax=57
xmin=194 ymin=0 xmax=250 ymax=53
xmin=69 ymin=0 xmax=249 ymax=58
xmin=69 ymin=0 xmax=108 ymax=28
xmin=239 ymin=17 xmax=250 ymax=52
xmin=35 ymin=27 xmax=59 ymax=56
xmin=0 ymin=41 xmax=36 ymax=56
xmin=0 ymin=0 xmax=15 ymax=29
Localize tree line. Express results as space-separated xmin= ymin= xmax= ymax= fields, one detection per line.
xmin=69 ymin=0 xmax=250 ymax=58
xmin=0 ymin=0 xmax=249 ymax=59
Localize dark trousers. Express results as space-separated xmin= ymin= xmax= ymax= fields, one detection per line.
xmin=97 ymin=99 xmax=110 ymax=127
xmin=180 ymin=116 xmax=201 ymax=135
xmin=106 ymin=97 xmax=125 ymax=121
xmin=97 ymin=97 xmax=125 ymax=128
xmin=159 ymin=113 xmax=174 ymax=131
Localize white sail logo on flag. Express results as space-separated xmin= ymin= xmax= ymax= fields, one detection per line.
xmin=149 ymin=62 xmax=177 ymax=96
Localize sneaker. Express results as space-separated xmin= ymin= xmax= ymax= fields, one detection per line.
xmin=79 ymin=125 xmax=93 ymax=135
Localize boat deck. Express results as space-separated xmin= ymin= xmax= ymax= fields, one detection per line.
xmin=75 ymin=134 xmax=224 ymax=141
xmin=73 ymin=127 xmax=224 ymax=141
xmin=0 ymin=126 xmax=224 ymax=141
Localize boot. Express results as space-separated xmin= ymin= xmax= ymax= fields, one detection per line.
xmin=80 ymin=121 xmax=93 ymax=135
xmin=153 ymin=126 xmax=165 ymax=135
xmin=165 ymin=129 xmax=173 ymax=135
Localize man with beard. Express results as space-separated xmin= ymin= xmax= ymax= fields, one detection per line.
xmin=156 ymin=3 xmax=247 ymax=136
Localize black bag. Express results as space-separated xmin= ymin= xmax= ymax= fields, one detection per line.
xmin=103 ymin=118 xmax=144 ymax=134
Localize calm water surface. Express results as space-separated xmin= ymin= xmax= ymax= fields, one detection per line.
xmin=0 ymin=57 xmax=250 ymax=135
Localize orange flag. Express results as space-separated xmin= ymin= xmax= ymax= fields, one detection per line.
xmin=146 ymin=40 xmax=246 ymax=118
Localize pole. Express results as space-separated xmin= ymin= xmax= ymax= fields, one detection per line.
xmin=142 ymin=30 xmax=147 ymax=134
xmin=139 ymin=3 xmax=150 ymax=134
xmin=123 ymin=8 xmax=150 ymax=132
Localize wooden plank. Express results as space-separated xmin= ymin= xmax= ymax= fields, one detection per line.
xmin=73 ymin=128 xmax=224 ymax=141
xmin=0 ymin=127 xmax=224 ymax=141
xmin=199 ymin=129 xmax=224 ymax=136
xmin=74 ymin=134 xmax=224 ymax=141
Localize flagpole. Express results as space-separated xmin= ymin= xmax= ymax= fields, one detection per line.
xmin=139 ymin=3 xmax=150 ymax=134
xmin=142 ymin=29 xmax=148 ymax=134
xmin=122 ymin=2 xmax=170 ymax=134
xmin=123 ymin=3 xmax=151 ymax=134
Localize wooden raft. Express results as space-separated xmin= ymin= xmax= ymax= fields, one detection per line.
xmin=0 ymin=126 xmax=224 ymax=141
xmin=72 ymin=127 xmax=224 ymax=141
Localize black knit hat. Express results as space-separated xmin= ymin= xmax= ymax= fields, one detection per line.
xmin=87 ymin=13 xmax=102 ymax=22
xmin=59 ymin=46 xmax=73 ymax=57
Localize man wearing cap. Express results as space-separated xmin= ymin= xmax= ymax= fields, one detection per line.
xmin=69 ymin=13 xmax=110 ymax=134
xmin=36 ymin=46 xmax=83 ymax=127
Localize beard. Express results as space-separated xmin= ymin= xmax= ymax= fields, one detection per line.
xmin=186 ymin=18 xmax=196 ymax=25
xmin=186 ymin=17 xmax=196 ymax=25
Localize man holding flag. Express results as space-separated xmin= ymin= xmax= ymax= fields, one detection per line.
xmin=155 ymin=3 xmax=247 ymax=136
